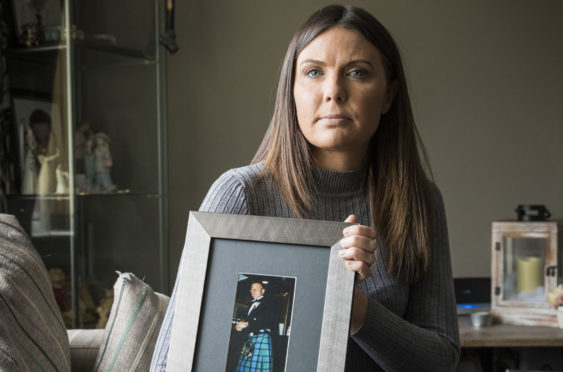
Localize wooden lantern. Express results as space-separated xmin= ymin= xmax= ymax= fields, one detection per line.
xmin=491 ymin=221 xmax=562 ymax=327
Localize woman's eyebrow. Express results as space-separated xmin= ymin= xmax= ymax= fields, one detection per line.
xmin=298 ymin=58 xmax=325 ymax=66
xmin=345 ymin=59 xmax=374 ymax=67
xmin=298 ymin=58 xmax=374 ymax=67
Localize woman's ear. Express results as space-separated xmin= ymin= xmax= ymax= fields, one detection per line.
xmin=382 ymin=80 xmax=398 ymax=114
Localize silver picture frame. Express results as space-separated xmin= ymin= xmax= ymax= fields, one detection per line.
xmin=167 ymin=211 xmax=355 ymax=372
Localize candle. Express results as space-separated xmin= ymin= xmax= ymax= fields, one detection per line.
xmin=517 ymin=256 xmax=544 ymax=293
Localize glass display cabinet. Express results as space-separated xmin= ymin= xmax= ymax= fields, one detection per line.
xmin=4 ymin=0 xmax=168 ymax=328
xmin=491 ymin=221 xmax=562 ymax=327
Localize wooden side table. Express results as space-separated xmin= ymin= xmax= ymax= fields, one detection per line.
xmin=458 ymin=315 xmax=563 ymax=371
xmin=460 ymin=315 xmax=563 ymax=347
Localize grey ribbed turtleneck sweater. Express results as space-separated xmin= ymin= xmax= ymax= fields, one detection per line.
xmin=152 ymin=163 xmax=460 ymax=371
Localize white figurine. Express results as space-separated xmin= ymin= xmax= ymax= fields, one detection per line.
xmin=93 ymin=132 xmax=116 ymax=192
xmin=22 ymin=126 xmax=38 ymax=194
xmin=55 ymin=164 xmax=69 ymax=194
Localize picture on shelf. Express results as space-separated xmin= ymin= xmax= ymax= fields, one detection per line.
xmin=227 ymin=273 xmax=295 ymax=372
xmin=11 ymin=0 xmax=62 ymax=45
xmin=13 ymin=95 xmax=59 ymax=195
xmin=13 ymin=95 xmax=68 ymax=236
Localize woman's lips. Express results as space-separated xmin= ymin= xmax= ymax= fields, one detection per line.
xmin=319 ymin=114 xmax=350 ymax=125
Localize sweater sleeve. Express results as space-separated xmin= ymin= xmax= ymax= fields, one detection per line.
xmin=150 ymin=171 xmax=248 ymax=371
xmin=349 ymin=186 xmax=460 ymax=371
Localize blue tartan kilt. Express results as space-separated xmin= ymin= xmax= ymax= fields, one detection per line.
xmin=236 ymin=333 xmax=273 ymax=372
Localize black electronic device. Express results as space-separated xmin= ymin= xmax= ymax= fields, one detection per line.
xmin=454 ymin=277 xmax=491 ymax=315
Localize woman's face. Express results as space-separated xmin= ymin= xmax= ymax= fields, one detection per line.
xmin=293 ymin=27 xmax=394 ymax=170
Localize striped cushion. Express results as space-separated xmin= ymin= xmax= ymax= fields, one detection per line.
xmin=0 ymin=213 xmax=71 ymax=371
xmin=67 ymin=328 xmax=105 ymax=372
xmin=94 ymin=272 xmax=169 ymax=372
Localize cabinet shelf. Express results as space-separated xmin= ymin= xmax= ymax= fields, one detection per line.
xmin=76 ymin=192 xmax=161 ymax=198
xmin=7 ymin=194 xmax=70 ymax=200
xmin=8 ymin=44 xmax=64 ymax=54
xmin=7 ymin=192 xmax=161 ymax=199
xmin=8 ymin=40 xmax=155 ymax=62
xmin=32 ymin=230 xmax=73 ymax=238
xmin=76 ymin=40 xmax=152 ymax=60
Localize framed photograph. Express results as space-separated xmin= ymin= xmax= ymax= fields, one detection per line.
xmin=226 ymin=273 xmax=296 ymax=372
xmin=11 ymin=94 xmax=66 ymax=236
xmin=11 ymin=0 xmax=62 ymax=41
xmin=168 ymin=212 xmax=355 ymax=372
xmin=12 ymin=94 xmax=56 ymax=191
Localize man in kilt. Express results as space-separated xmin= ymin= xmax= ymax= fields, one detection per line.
xmin=234 ymin=282 xmax=278 ymax=372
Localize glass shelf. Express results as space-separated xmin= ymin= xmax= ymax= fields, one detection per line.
xmin=7 ymin=194 xmax=71 ymax=200
xmin=7 ymin=44 xmax=65 ymax=54
xmin=7 ymin=192 xmax=160 ymax=198
xmin=8 ymin=40 xmax=155 ymax=61
xmin=76 ymin=40 xmax=151 ymax=59
xmin=76 ymin=192 xmax=161 ymax=198
xmin=32 ymin=230 xmax=73 ymax=237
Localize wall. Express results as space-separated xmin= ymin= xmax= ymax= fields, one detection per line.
xmin=166 ymin=0 xmax=563 ymax=287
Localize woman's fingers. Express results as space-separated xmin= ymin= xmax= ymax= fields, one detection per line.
xmin=339 ymin=246 xmax=375 ymax=266
xmin=340 ymin=234 xmax=376 ymax=253
xmin=340 ymin=217 xmax=377 ymax=282
xmin=345 ymin=260 xmax=372 ymax=281
xmin=343 ymin=224 xmax=376 ymax=239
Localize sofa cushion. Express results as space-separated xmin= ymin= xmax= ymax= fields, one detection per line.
xmin=67 ymin=328 xmax=105 ymax=372
xmin=93 ymin=272 xmax=169 ymax=372
xmin=0 ymin=213 xmax=71 ymax=371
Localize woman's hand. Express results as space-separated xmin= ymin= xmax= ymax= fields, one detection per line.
xmin=340 ymin=215 xmax=376 ymax=333
xmin=340 ymin=215 xmax=377 ymax=283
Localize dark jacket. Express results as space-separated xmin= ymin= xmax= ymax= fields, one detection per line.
xmin=242 ymin=297 xmax=278 ymax=334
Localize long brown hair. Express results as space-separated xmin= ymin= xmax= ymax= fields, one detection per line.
xmin=252 ymin=5 xmax=434 ymax=283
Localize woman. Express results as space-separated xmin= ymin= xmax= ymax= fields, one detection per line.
xmin=153 ymin=5 xmax=459 ymax=371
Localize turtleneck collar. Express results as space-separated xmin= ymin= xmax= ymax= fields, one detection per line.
xmin=312 ymin=167 xmax=367 ymax=196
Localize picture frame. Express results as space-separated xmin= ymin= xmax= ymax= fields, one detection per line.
xmin=12 ymin=93 xmax=60 ymax=190
xmin=11 ymin=93 xmax=68 ymax=236
xmin=12 ymin=94 xmax=54 ymax=188
xmin=167 ymin=212 xmax=355 ymax=372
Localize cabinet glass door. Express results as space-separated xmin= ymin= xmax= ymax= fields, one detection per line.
xmin=6 ymin=0 xmax=74 ymax=325
xmin=4 ymin=0 xmax=167 ymax=329
xmin=71 ymin=0 xmax=167 ymax=329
